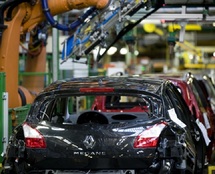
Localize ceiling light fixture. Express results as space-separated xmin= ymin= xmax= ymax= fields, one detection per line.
xmin=107 ymin=47 xmax=117 ymax=55
xmin=120 ymin=48 xmax=128 ymax=55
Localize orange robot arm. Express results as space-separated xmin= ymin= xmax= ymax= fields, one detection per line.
xmin=23 ymin=0 xmax=110 ymax=32
xmin=0 ymin=0 xmax=109 ymax=108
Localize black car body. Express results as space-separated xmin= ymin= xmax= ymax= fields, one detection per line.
xmin=184 ymin=73 xmax=215 ymax=137
xmin=2 ymin=76 xmax=203 ymax=174
xmin=189 ymin=73 xmax=215 ymax=163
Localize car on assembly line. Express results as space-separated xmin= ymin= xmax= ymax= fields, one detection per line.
xmin=145 ymin=73 xmax=215 ymax=160
xmin=194 ymin=74 xmax=215 ymax=115
xmin=1 ymin=76 xmax=205 ymax=174
xmin=158 ymin=75 xmax=210 ymax=162
xmin=184 ymin=73 xmax=215 ymax=142
xmin=189 ymin=73 xmax=215 ymax=163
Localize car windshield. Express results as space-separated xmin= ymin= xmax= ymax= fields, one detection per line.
xmin=29 ymin=93 xmax=163 ymax=124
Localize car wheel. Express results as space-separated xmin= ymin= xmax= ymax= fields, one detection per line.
xmin=1 ymin=158 xmax=14 ymax=174
xmin=2 ymin=159 xmax=28 ymax=174
xmin=13 ymin=160 xmax=28 ymax=174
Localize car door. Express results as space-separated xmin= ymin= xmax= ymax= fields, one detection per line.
xmin=165 ymin=83 xmax=206 ymax=173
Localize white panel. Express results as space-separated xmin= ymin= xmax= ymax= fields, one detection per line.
xmin=3 ymin=92 xmax=8 ymax=154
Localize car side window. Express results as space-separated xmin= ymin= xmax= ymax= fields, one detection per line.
xmin=49 ymin=96 xmax=84 ymax=124
xmin=36 ymin=97 xmax=67 ymax=123
xmin=190 ymin=78 xmax=208 ymax=108
xmin=50 ymin=98 xmax=66 ymax=124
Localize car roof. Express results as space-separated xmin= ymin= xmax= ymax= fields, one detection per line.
xmin=40 ymin=76 xmax=168 ymax=95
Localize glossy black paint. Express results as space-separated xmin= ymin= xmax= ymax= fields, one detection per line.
xmin=2 ymin=76 xmax=201 ymax=174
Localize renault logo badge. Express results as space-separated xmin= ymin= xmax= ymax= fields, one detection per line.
xmin=83 ymin=135 xmax=95 ymax=149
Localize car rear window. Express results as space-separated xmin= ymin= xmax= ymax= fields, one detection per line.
xmin=30 ymin=93 xmax=163 ymax=124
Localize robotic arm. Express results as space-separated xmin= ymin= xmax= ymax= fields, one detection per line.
xmin=61 ymin=0 xmax=161 ymax=62
xmin=60 ymin=0 xmax=215 ymax=62
xmin=0 ymin=0 xmax=109 ymax=108
xmin=22 ymin=0 xmax=110 ymax=32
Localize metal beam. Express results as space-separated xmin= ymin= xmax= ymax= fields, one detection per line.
xmin=131 ymin=6 xmax=215 ymax=22
xmin=133 ymin=13 xmax=204 ymax=21
xmin=164 ymin=0 xmax=215 ymax=6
